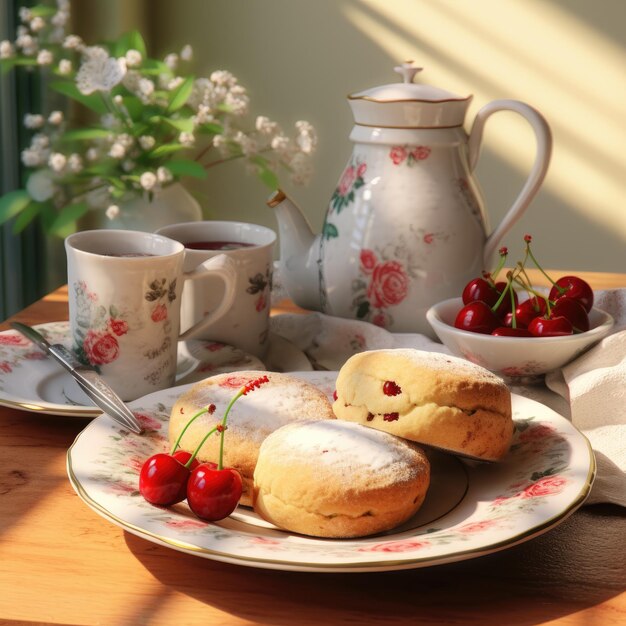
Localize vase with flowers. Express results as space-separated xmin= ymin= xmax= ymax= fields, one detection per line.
xmin=0 ymin=0 xmax=317 ymax=235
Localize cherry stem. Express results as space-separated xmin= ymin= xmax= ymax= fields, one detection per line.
xmin=170 ymin=406 xmax=211 ymax=455
xmin=490 ymin=253 xmax=507 ymax=282
xmin=509 ymin=286 xmax=518 ymax=328
xmin=185 ymin=425 xmax=219 ymax=468
xmin=525 ymin=243 xmax=564 ymax=293
xmin=217 ymin=389 xmax=245 ymax=471
xmin=490 ymin=271 xmax=514 ymax=312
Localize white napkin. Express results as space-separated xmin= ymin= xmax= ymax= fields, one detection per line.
xmin=270 ymin=289 xmax=626 ymax=507
xmin=545 ymin=289 xmax=626 ymax=507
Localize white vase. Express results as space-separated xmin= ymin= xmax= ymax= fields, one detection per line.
xmin=81 ymin=183 xmax=203 ymax=232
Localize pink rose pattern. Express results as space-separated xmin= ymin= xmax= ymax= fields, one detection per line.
xmin=351 ymin=249 xmax=410 ymax=328
xmin=325 ymin=159 xmax=367 ymax=242
xmin=389 ymin=145 xmax=431 ymax=166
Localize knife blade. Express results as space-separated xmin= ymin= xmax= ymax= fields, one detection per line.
xmin=10 ymin=322 xmax=143 ymax=434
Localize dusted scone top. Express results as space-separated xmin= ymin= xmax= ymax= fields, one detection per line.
xmin=332 ymin=349 xmax=513 ymax=461
xmin=253 ymin=420 xmax=430 ymax=538
xmin=169 ymin=371 xmax=335 ymax=505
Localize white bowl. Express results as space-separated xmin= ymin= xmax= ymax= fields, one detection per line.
xmin=426 ymin=297 xmax=614 ymax=381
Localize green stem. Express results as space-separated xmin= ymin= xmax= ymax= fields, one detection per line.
xmin=218 ymin=389 xmax=245 ymax=470
xmin=184 ymin=425 xmax=219 ymax=469
xmin=170 ymin=406 xmax=210 ymax=455
xmin=509 ymin=286 xmax=518 ymax=328
xmin=490 ymin=252 xmax=508 ymax=281
xmin=526 ymin=244 xmax=562 ymax=291
xmin=490 ymin=271 xmax=514 ymax=313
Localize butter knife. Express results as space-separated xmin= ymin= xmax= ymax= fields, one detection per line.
xmin=10 ymin=322 xmax=143 ymax=434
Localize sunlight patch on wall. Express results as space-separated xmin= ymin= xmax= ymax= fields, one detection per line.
xmin=344 ymin=0 xmax=626 ymax=238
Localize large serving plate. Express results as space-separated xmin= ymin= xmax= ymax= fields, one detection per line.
xmin=0 ymin=322 xmax=308 ymax=417
xmin=66 ymin=371 xmax=594 ymax=572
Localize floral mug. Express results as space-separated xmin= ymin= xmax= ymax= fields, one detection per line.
xmin=65 ymin=229 xmax=237 ymax=401
xmin=156 ymin=221 xmax=276 ymax=358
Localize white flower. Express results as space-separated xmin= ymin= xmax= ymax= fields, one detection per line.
xmin=67 ymin=153 xmax=83 ymax=173
xmin=16 ymin=34 xmax=37 ymax=55
xmin=21 ymin=149 xmax=42 ymax=167
xmin=270 ymin=134 xmax=290 ymax=154
xmin=109 ymin=143 xmax=126 ymax=159
xmin=180 ymin=45 xmax=193 ymax=61
xmin=164 ymin=53 xmax=178 ymax=70
xmin=86 ymin=147 xmax=99 ymax=161
xmin=76 ymin=46 xmax=127 ymax=95
xmin=105 ymin=204 xmax=120 ymax=220
xmin=234 ymin=131 xmax=257 ymax=156
xmin=122 ymin=159 xmax=135 ymax=172
xmin=113 ymin=94 xmax=123 ymax=105
xmin=125 ymin=49 xmax=142 ymax=67
xmin=49 ymin=27 xmax=64 ymax=44
xmin=51 ymin=10 xmax=69 ymax=27
xmin=289 ymin=152 xmax=314 ymax=185
xmin=138 ymin=78 xmax=154 ymax=97
xmin=58 ymin=59 xmax=72 ymax=74
xmin=19 ymin=7 xmax=32 ymax=22
xmin=116 ymin=133 xmax=133 ymax=148
xmin=157 ymin=167 xmax=173 ymax=184
xmin=179 ymin=132 xmax=195 ymax=147
xmin=57 ymin=0 xmax=70 ymax=12
xmin=295 ymin=120 xmax=317 ymax=154
xmin=63 ymin=35 xmax=83 ymax=50
xmin=167 ymin=76 xmax=184 ymax=91
xmin=26 ymin=170 xmax=56 ymax=202
xmin=37 ymin=50 xmax=54 ymax=66
xmin=100 ymin=113 xmax=118 ymax=129
xmin=138 ymin=135 xmax=155 ymax=150
xmin=30 ymin=17 xmax=46 ymax=32
xmin=48 ymin=152 xmax=67 ymax=172
xmin=256 ymin=116 xmax=278 ymax=135
xmin=31 ymin=133 xmax=49 ymax=149
xmin=48 ymin=110 xmax=64 ymax=125
xmin=210 ymin=70 xmax=236 ymax=87
xmin=140 ymin=171 xmax=157 ymax=190
xmin=0 ymin=40 xmax=14 ymax=59
xmin=225 ymin=91 xmax=249 ymax=116
xmin=24 ymin=114 xmax=44 ymax=129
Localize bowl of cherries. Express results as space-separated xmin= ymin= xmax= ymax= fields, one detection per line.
xmin=426 ymin=236 xmax=614 ymax=381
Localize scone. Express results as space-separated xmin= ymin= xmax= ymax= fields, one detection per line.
xmin=169 ymin=371 xmax=335 ymax=505
xmin=332 ymin=349 xmax=513 ymax=461
xmin=253 ymin=420 xmax=430 ymax=538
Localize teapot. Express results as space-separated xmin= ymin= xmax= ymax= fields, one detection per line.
xmin=267 ymin=62 xmax=552 ymax=336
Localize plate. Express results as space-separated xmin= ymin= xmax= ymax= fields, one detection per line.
xmin=0 ymin=322 xmax=269 ymax=417
xmin=67 ymin=371 xmax=595 ymax=572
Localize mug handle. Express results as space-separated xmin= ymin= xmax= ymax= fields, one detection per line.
xmin=178 ymin=253 xmax=238 ymax=340
xmin=467 ymin=99 xmax=552 ymax=269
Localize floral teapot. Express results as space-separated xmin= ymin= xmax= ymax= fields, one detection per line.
xmin=267 ymin=62 xmax=552 ymax=336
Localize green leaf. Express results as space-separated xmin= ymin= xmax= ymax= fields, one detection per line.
xmin=49 ymin=202 xmax=89 ymax=235
xmin=323 ymin=222 xmax=339 ymax=240
xmin=356 ymin=301 xmax=370 ymax=318
xmin=50 ymin=81 xmax=109 ymax=114
xmin=12 ymin=201 xmax=42 ymax=233
xmin=197 ymin=122 xmax=224 ymax=135
xmin=29 ymin=5 xmax=57 ymax=17
xmin=147 ymin=143 xmax=186 ymax=158
xmin=167 ymin=76 xmax=194 ymax=113
xmin=160 ymin=117 xmax=194 ymax=133
xmin=62 ymin=128 xmax=112 ymax=141
xmin=0 ymin=190 xmax=32 ymax=226
xmin=258 ymin=167 xmax=279 ymax=189
xmin=165 ymin=159 xmax=207 ymax=179
xmin=113 ymin=30 xmax=147 ymax=58
xmin=140 ymin=59 xmax=171 ymax=76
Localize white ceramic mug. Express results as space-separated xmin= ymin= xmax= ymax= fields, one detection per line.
xmin=65 ymin=229 xmax=237 ymax=401
xmin=156 ymin=221 xmax=276 ymax=358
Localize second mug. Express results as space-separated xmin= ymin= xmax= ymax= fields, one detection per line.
xmin=157 ymin=221 xmax=276 ymax=358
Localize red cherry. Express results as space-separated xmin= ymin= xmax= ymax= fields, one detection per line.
xmin=528 ymin=316 xmax=573 ymax=337
xmin=382 ymin=380 xmax=402 ymax=396
xmin=549 ymin=276 xmax=594 ymax=313
xmin=491 ymin=327 xmax=533 ymax=337
xmin=551 ymin=298 xmax=590 ymax=333
xmin=493 ymin=281 xmax=518 ymax=317
xmin=511 ymin=297 xmax=548 ymax=328
xmin=454 ymin=301 xmax=500 ymax=334
xmin=186 ymin=464 xmax=243 ymax=521
xmin=462 ymin=278 xmax=499 ymax=306
xmin=172 ymin=449 xmax=201 ymax=471
xmin=139 ymin=453 xmax=190 ymax=506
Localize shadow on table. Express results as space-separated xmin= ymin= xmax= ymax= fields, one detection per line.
xmin=124 ymin=504 xmax=626 ymax=626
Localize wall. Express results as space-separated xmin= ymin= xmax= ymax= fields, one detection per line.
xmin=91 ymin=0 xmax=626 ymax=272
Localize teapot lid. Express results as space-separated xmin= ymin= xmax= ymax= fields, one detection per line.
xmin=348 ymin=62 xmax=472 ymax=129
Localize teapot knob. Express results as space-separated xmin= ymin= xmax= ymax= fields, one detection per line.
xmin=393 ymin=60 xmax=423 ymax=84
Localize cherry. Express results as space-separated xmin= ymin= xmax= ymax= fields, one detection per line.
xmin=172 ymin=449 xmax=201 ymax=471
xmin=383 ymin=380 xmax=402 ymax=396
xmin=551 ymin=298 xmax=590 ymax=333
xmin=492 ymin=327 xmax=533 ymax=337
xmin=509 ymin=297 xmax=547 ymax=328
xmin=549 ymin=276 xmax=594 ymax=313
xmin=186 ymin=464 xmax=243 ymax=521
xmin=139 ymin=453 xmax=190 ymax=506
xmin=493 ymin=281 xmax=518 ymax=316
xmin=454 ymin=301 xmax=500 ymax=334
xmin=462 ymin=278 xmax=499 ymax=307
xmin=528 ymin=315 xmax=573 ymax=337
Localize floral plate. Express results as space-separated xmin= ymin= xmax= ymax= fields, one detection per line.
xmin=0 ymin=321 xmax=269 ymax=417
xmin=67 ymin=371 xmax=595 ymax=572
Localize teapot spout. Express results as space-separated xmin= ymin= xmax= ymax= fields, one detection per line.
xmin=267 ymin=190 xmax=322 ymax=311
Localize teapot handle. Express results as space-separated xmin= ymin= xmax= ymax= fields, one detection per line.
xmin=467 ymin=99 xmax=552 ymax=269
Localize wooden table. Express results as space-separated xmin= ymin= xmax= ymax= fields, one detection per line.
xmin=1 ymin=271 xmax=625 ymax=626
